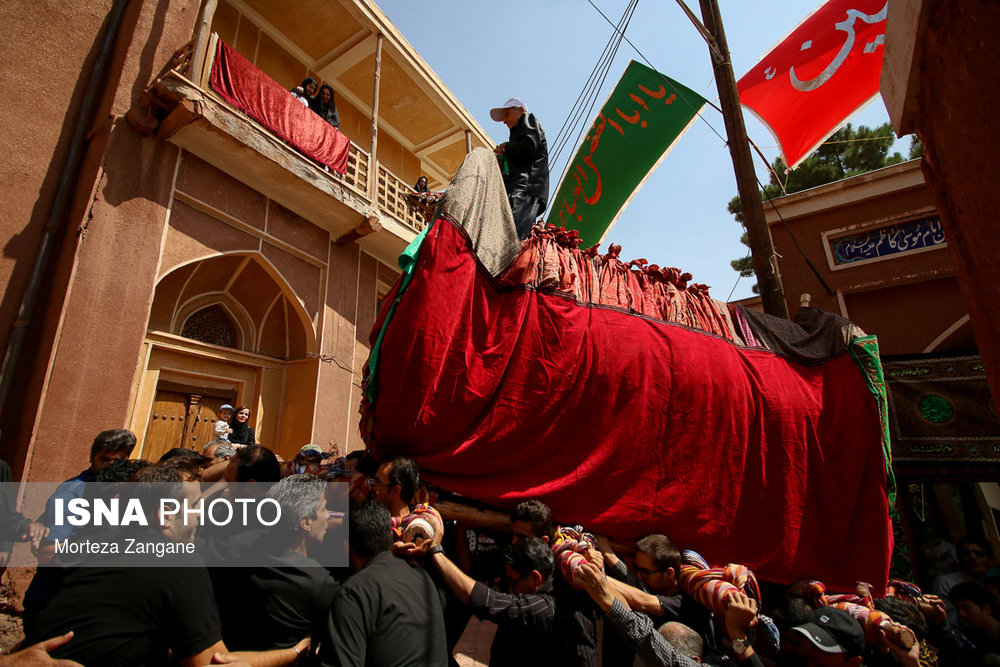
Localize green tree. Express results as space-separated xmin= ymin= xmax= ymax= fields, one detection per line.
xmin=729 ymin=122 xmax=908 ymax=292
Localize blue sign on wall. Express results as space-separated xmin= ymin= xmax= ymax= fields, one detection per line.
xmin=830 ymin=216 xmax=945 ymax=266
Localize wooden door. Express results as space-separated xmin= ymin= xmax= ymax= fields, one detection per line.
xmin=143 ymin=388 xmax=236 ymax=461
xmin=144 ymin=390 xmax=190 ymax=462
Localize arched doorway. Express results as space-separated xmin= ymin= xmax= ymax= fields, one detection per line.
xmin=133 ymin=253 xmax=316 ymax=460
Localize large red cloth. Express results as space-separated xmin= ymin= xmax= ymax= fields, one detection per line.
xmin=209 ymin=39 xmax=350 ymax=173
xmin=370 ymin=215 xmax=892 ymax=591
xmin=737 ymin=0 xmax=887 ymax=168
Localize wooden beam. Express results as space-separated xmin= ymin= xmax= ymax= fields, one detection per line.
xmin=157 ymin=99 xmax=200 ymax=140
xmin=335 ymin=215 xmax=382 ymax=246
xmin=317 ymin=34 xmax=378 ymax=81
xmin=189 ymin=0 xmax=219 ymax=82
xmin=699 ymin=0 xmax=788 ymax=318
xmin=314 ymin=29 xmax=369 ymax=71
xmin=415 ymin=129 xmax=464 ymax=158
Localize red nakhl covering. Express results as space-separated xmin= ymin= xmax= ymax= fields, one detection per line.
xmin=209 ymin=39 xmax=350 ymax=173
xmin=368 ymin=214 xmax=892 ymax=592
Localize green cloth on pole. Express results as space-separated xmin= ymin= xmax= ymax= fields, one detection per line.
xmin=546 ymin=60 xmax=706 ymax=246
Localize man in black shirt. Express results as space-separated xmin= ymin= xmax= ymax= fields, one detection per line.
xmin=221 ymin=474 xmax=340 ymax=651
xmin=25 ymin=563 xmax=222 ymax=667
xmin=25 ymin=463 xmax=305 ymax=666
xmin=430 ymin=536 xmax=559 ymax=666
xmin=596 ymin=533 xmax=715 ymax=663
xmin=318 ymin=500 xmax=447 ymax=666
xmin=369 ymin=455 xmax=419 ymax=527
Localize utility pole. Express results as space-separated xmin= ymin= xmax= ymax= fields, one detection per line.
xmin=696 ymin=0 xmax=789 ymax=318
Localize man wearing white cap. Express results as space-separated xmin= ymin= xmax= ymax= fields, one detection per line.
xmin=490 ymin=98 xmax=549 ymax=240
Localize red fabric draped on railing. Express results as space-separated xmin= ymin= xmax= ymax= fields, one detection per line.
xmin=208 ymin=39 xmax=350 ymax=173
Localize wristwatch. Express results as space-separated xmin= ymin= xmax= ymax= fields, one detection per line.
xmin=427 ymin=545 xmax=445 ymax=557
xmin=728 ymin=636 xmax=751 ymax=654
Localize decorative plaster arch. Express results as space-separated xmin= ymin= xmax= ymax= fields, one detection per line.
xmin=154 ymin=252 xmax=317 ymax=355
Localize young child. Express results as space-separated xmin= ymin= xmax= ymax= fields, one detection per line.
xmin=214 ymin=404 xmax=235 ymax=441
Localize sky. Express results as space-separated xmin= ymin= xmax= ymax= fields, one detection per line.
xmin=376 ymin=0 xmax=907 ymax=301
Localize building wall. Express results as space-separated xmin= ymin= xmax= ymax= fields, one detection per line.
xmin=0 ymin=0 xmax=113 ymax=360
xmin=1 ymin=0 xmax=440 ymax=486
xmin=128 ymin=151 xmax=393 ymax=460
xmin=882 ymin=0 xmax=1000 ymax=398
xmin=767 ymin=161 xmax=972 ymax=357
xmin=0 ymin=0 xmax=202 ymax=482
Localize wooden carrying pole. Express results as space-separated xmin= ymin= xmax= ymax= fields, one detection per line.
xmin=697 ymin=0 xmax=789 ymax=318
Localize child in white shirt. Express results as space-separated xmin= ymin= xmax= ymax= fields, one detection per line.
xmin=214 ymin=404 xmax=235 ymax=441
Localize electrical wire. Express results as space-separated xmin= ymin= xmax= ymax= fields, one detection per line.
xmin=549 ymin=0 xmax=639 ymax=192
xmin=583 ymin=0 xmax=847 ymax=301
xmin=586 ymin=0 xmax=730 ymax=146
xmin=757 ymin=177 xmax=835 ymax=295
xmin=549 ymin=0 xmax=633 ymax=159
xmin=552 ymin=10 xmax=635 ymax=189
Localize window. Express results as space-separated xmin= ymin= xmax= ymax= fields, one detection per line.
xmin=181 ymin=304 xmax=238 ymax=348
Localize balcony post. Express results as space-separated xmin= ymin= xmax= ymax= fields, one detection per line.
xmin=368 ymin=33 xmax=383 ymax=201
xmin=465 ymin=129 xmax=472 ymax=154
xmin=189 ymin=0 xmax=219 ymax=82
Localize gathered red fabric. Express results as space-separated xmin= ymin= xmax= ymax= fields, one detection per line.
xmin=499 ymin=225 xmax=739 ymax=341
xmin=368 ymin=215 xmax=892 ymax=592
xmin=209 ymin=39 xmax=350 ymax=173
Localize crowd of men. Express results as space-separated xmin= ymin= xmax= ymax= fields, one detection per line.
xmin=1 ymin=428 xmax=999 ymax=667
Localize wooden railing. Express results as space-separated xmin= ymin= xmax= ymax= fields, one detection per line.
xmin=334 ymin=143 xmax=369 ymax=200
xmin=376 ymin=164 xmax=425 ymax=233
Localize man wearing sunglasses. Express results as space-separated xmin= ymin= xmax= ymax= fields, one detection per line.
xmin=596 ymin=533 xmax=715 ymax=663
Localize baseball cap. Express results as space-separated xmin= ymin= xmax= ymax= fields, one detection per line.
xmin=790 ymin=607 xmax=865 ymax=657
xmin=299 ymin=444 xmax=323 ymax=456
xmin=490 ymin=98 xmax=527 ymax=121
xmin=219 ymin=404 xmax=235 ymax=411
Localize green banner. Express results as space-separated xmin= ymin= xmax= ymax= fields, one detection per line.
xmin=546 ymin=61 xmax=706 ymax=246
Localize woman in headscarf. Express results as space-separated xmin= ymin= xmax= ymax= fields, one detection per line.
xmin=290 ymin=77 xmax=317 ymax=107
xmin=309 ymin=84 xmax=340 ymax=128
xmin=228 ymin=405 xmax=256 ymax=446
xmin=413 ymin=176 xmax=429 ymax=193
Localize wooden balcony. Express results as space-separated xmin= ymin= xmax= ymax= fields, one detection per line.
xmin=140 ymin=33 xmax=439 ymax=257
xmin=377 ymin=164 xmax=426 ymax=233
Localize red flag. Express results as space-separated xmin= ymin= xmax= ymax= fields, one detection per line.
xmin=737 ymin=0 xmax=888 ymax=168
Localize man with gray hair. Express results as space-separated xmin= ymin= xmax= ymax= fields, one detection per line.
xmin=219 ymin=474 xmax=341 ymax=652
xmin=202 ymin=439 xmax=235 ymax=466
